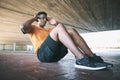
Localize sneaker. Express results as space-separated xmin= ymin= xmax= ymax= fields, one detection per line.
xmin=102 ymin=62 xmax=113 ymax=68
xmin=75 ymin=55 xmax=106 ymax=70
xmin=89 ymin=54 xmax=104 ymax=63
xmin=89 ymin=54 xmax=113 ymax=68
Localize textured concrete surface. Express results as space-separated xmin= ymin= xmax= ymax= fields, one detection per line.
xmin=0 ymin=0 xmax=120 ymax=44
xmin=0 ymin=50 xmax=120 ymax=80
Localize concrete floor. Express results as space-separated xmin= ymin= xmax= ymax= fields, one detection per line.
xmin=0 ymin=50 xmax=120 ymax=80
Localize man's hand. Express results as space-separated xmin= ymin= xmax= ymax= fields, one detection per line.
xmin=47 ymin=17 xmax=58 ymax=26
xmin=33 ymin=13 xmax=39 ymax=22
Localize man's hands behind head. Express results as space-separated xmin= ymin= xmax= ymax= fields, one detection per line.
xmin=34 ymin=12 xmax=58 ymax=26
xmin=33 ymin=13 xmax=39 ymax=22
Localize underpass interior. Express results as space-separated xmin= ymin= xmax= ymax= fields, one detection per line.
xmin=0 ymin=0 xmax=120 ymax=80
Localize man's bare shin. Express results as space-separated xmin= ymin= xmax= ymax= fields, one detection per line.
xmin=68 ymin=28 xmax=93 ymax=57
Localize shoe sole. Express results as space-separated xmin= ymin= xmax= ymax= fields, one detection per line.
xmin=75 ymin=64 xmax=106 ymax=70
xmin=102 ymin=62 xmax=113 ymax=68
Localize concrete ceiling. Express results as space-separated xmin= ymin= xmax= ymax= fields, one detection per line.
xmin=0 ymin=0 xmax=120 ymax=44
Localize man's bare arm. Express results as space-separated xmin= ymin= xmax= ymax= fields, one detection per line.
xmin=20 ymin=15 xmax=38 ymax=34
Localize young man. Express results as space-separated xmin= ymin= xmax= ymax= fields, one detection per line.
xmin=20 ymin=11 xmax=113 ymax=70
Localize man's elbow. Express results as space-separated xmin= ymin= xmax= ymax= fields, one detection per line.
xmin=20 ymin=24 xmax=26 ymax=34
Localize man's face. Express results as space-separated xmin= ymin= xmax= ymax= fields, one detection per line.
xmin=37 ymin=14 xmax=47 ymax=27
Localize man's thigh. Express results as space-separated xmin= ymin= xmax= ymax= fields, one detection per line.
xmin=37 ymin=35 xmax=67 ymax=62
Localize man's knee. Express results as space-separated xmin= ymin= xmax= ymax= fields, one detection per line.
xmin=49 ymin=23 xmax=65 ymax=41
xmin=56 ymin=23 xmax=65 ymax=30
xmin=68 ymin=28 xmax=77 ymax=34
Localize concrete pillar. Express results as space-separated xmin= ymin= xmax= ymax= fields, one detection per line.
xmin=13 ymin=43 xmax=16 ymax=51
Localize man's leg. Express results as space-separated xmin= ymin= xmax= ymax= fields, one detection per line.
xmin=49 ymin=24 xmax=83 ymax=59
xmin=49 ymin=24 xmax=109 ymax=70
xmin=68 ymin=28 xmax=93 ymax=57
xmin=68 ymin=28 xmax=114 ymax=68
xmin=68 ymin=28 xmax=113 ymax=64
